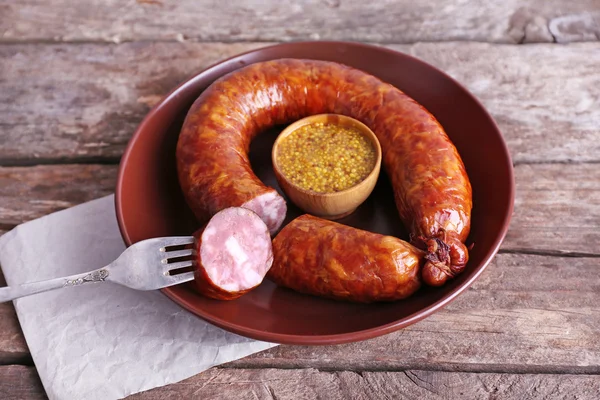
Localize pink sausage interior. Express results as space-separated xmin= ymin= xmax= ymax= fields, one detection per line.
xmin=241 ymin=191 xmax=287 ymax=235
xmin=200 ymin=207 xmax=274 ymax=292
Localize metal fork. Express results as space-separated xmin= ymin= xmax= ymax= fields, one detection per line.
xmin=0 ymin=236 xmax=196 ymax=303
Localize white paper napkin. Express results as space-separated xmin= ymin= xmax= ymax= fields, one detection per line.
xmin=0 ymin=195 xmax=277 ymax=400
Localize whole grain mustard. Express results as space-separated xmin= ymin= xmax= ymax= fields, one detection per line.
xmin=276 ymin=122 xmax=377 ymax=193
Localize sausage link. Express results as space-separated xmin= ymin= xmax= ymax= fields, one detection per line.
xmin=177 ymin=59 xmax=472 ymax=283
xmin=269 ymin=215 xmax=423 ymax=302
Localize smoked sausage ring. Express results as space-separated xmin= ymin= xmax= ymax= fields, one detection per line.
xmin=177 ymin=59 xmax=472 ymax=286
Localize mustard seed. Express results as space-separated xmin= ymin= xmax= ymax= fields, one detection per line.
xmin=276 ymin=122 xmax=376 ymax=193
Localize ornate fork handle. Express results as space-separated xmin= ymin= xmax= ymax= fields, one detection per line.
xmin=0 ymin=268 xmax=110 ymax=303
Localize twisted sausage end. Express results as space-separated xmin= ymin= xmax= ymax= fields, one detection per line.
xmin=414 ymin=231 xmax=469 ymax=286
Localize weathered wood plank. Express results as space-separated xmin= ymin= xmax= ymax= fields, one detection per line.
xmin=0 ymin=303 xmax=29 ymax=365
xmin=2 ymin=163 xmax=599 ymax=254
xmin=0 ymin=165 xmax=117 ymax=227
xmin=130 ymin=368 xmax=600 ymax=400
xmin=0 ymin=268 xmax=30 ymax=365
xmin=0 ymin=42 xmax=264 ymax=164
xmin=254 ymin=246 xmax=598 ymax=372
xmin=506 ymin=163 xmax=600 ymax=254
xmin=395 ymin=42 xmax=600 ymax=165
xmin=233 ymin=252 xmax=600 ymax=373
xmin=1 ymin=162 xmax=599 ymax=372
xmin=1 ymin=42 xmax=599 ymax=164
xmin=1 ymin=1 xmax=599 ymax=44
xmin=3 ymin=365 xmax=600 ymax=400
xmin=0 ymin=366 xmax=45 ymax=400
xmin=550 ymin=11 xmax=600 ymax=43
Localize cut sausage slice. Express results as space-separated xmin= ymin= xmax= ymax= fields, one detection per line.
xmin=193 ymin=207 xmax=273 ymax=300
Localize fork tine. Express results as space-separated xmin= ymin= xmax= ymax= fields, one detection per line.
xmin=164 ymin=249 xmax=194 ymax=260
xmin=154 ymin=236 xmax=195 ymax=250
xmin=164 ymin=271 xmax=196 ymax=286
xmin=165 ymin=261 xmax=194 ymax=270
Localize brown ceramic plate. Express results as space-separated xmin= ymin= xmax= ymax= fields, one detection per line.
xmin=115 ymin=41 xmax=514 ymax=345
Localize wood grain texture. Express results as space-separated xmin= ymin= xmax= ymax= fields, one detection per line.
xmin=0 ymin=304 xmax=29 ymax=364
xmin=230 ymin=252 xmax=600 ymax=374
xmin=507 ymin=163 xmax=600 ymax=254
xmin=0 ymin=270 xmax=29 ymax=365
xmin=1 ymin=42 xmax=599 ymax=164
xmin=0 ymin=165 xmax=117 ymax=228
xmin=0 ymin=163 xmax=599 ymax=388
xmin=0 ymin=161 xmax=599 ymax=369
xmin=129 ymin=368 xmax=600 ymax=400
xmin=0 ymin=366 xmax=45 ymax=400
xmin=0 ymin=42 xmax=263 ymax=164
xmin=1 ymin=167 xmax=599 ymax=373
xmin=4 ymin=366 xmax=600 ymax=400
xmin=392 ymin=42 xmax=600 ymax=165
xmin=2 ymin=163 xmax=599 ymax=254
xmin=1 ymin=0 xmax=599 ymax=44
xmin=550 ymin=11 xmax=600 ymax=43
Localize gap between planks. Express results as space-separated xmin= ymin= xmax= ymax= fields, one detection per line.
xmin=0 ymin=38 xmax=564 ymax=46
xmin=513 ymin=160 xmax=600 ymax=166
xmin=0 ymin=157 xmax=122 ymax=168
xmin=1 ymin=41 xmax=599 ymax=164
xmin=7 ymin=158 xmax=600 ymax=169
xmin=3 ymin=365 xmax=600 ymax=400
xmin=218 ymin=363 xmax=600 ymax=376
xmin=2 ymin=162 xmax=600 ymax=256
xmin=498 ymin=248 xmax=600 ymax=259
xmin=128 ymin=367 xmax=600 ymax=399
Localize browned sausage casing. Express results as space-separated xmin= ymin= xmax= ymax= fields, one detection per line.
xmin=269 ymin=215 xmax=423 ymax=302
xmin=177 ymin=59 xmax=472 ymax=285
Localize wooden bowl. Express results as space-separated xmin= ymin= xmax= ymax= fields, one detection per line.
xmin=272 ymin=114 xmax=382 ymax=220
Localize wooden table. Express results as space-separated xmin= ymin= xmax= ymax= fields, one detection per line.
xmin=2 ymin=1 xmax=600 ymax=398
